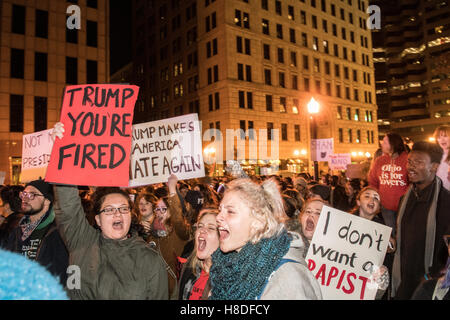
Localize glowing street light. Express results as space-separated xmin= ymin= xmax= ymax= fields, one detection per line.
xmin=307 ymin=97 xmax=320 ymax=114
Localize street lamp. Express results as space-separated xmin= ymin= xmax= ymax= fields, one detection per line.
xmin=307 ymin=97 xmax=319 ymax=181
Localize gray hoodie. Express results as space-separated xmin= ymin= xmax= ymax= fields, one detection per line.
xmin=260 ymin=232 xmax=323 ymax=300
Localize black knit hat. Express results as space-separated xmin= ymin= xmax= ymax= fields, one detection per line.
xmin=25 ymin=179 xmax=54 ymax=202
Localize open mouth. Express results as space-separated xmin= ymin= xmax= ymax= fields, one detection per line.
xmin=112 ymin=220 xmax=123 ymax=230
xmin=218 ymin=227 xmax=230 ymax=241
xmin=367 ymin=203 xmax=375 ymax=210
xmin=305 ymin=218 xmax=315 ymax=232
xmin=408 ymin=170 xmax=417 ymax=178
xmin=197 ymin=237 xmax=207 ymax=251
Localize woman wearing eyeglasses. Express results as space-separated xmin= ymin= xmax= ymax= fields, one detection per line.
xmin=147 ymin=174 xmax=191 ymax=299
xmin=51 ymin=123 xmax=169 ymax=300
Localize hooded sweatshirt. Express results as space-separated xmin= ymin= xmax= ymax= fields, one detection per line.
xmin=368 ymin=152 xmax=409 ymax=212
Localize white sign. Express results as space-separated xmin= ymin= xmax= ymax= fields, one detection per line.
xmin=329 ymin=154 xmax=352 ymax=170
xmin=129 ymin=114 xmax=205 ymax=186
xmin=20 ymin=129 xmax=54 ymax=183
xmin=311 ymin=138 xmax=334 ymax=162
xmin=305 ymin=206 xmax=392 ymax=300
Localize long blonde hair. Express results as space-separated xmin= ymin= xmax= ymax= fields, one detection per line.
xmin=224 ymin=178 xmax=286 ymax=244
xmin=188 ymin=208 xmax=219 ymax=276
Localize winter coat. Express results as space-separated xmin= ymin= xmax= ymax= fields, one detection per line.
xmin=53 ymin=185 xmax=168 ymax=300
xmin=259 ymin=232 xmax=322 ymax=300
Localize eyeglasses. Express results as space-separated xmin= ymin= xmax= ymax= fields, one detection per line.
xmin=154 ymin=207 xmax=168 ymax=213
xmin=19 ymin=191 xmax=44 ymax=200
xmin=100 ymin=206 xmax=131 ymax=216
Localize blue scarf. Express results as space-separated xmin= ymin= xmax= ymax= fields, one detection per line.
xmin=209 ymin=229 xmax=292 ymax=300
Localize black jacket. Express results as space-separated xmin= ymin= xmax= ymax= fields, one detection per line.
xmin=0 ymin=210 xmax=69 ymax=285
xmin=395 ymin=180 xmax=450 ymax=299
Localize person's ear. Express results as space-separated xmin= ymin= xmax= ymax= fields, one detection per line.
xmin=250 ymin=214 xmax=264 ymax=236
xmin=431 ymin=162 xmax=439 ymax=173
xmin=44 ymin=198 xmax=51 ymax=210
xmin=356 ymin=199 xmax=361 ymax=207
xmin=95 ymin=214 xmax=102 ymax=228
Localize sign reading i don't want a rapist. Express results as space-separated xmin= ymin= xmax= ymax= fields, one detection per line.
xmin=45 ymin=84 xmax=139 ymax=186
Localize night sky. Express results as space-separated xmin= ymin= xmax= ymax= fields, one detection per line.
xmin=109 ymin=0 xmax=132 ymax=75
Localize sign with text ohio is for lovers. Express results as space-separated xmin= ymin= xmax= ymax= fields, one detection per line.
xmin=305 ymin=206 xmax=392 ymax=300
xmin=129 ymin=113 xmax=205 ymax=187
xmin=45 ymin=84 xmax=138 ymax=186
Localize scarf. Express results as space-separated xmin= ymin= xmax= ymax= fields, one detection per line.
xmin=392 ymin=177 xmax=441 ymax=296
xmin=209 ymin=229 xmax=292 ymax=300
xmin=19 ymin=209 xmax=54 ymax=242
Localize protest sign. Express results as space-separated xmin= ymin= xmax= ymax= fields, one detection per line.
xmin=305 ymin=205 xmax=392 ymax=300
xmin=20 ymin=129 xmax=54 ymax=183
xmin=129 ymin=113 xmax=205 ymax=186
xmin=311 ymin=138 xmax=334 ymax=162
xmin=45 ymin=84 xmax=138 ymax=186
xmin=329 ymin=153 xmax=351 ymax=171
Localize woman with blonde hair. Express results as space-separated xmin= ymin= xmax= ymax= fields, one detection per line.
xmin=210 ymin=178 xmax=322 ymax=300
xmin=177 ymin=208 xmax=219 ymax=300
xmin=433 ymin=125 xmax=450 ymax=191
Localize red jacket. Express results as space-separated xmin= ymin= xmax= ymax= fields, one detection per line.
xmin=368 ymin=152 xmax=410 ymax=212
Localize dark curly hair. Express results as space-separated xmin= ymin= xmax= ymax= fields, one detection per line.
xmin=91 ymin=187 xmax=134 ymax=215
xmin=1 ymin=185 xmax=24 ymax=213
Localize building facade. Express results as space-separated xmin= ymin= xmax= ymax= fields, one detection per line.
xmin=132 ymin=0 xmax=378 ymax=175
xmin=372 ymin=0 xmax=450 ymax=143
xmin=0 ymin=0 xmax=109 ymax=184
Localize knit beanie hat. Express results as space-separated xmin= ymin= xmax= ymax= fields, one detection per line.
xmin=25 ymin=179 xmax=54 ymax=203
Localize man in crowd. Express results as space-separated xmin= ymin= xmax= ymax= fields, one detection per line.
xmin=392 ymin=141 xmax=450 ymax=299
xmin=0 ymin=179 xmax=68 ymax=285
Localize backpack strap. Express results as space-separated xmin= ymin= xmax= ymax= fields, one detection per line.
xmin=257 ymin=258 xmax=300 ymax=300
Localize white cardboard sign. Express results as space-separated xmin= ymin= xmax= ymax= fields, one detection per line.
xmin=129 ymin=114 xmax=205 ymax=186
xmin=20 ymin=129 xmax=54 ymax=183
xmin=305 ymin=205 xmax=392 ymax=300
xmin=329 ymin=153 xmax=352 ymax=170
xmin=311 ymin=138 xmax=334 ymax=162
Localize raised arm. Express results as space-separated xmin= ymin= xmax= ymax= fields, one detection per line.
xmin=53 ymin=184 xmax=98 ymax=252
xmin=167 ymin=175 xmax=191 ymax=241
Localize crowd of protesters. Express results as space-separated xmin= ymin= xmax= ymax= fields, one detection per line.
xmin=0 ymin=125 xmax=449 ymax=300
